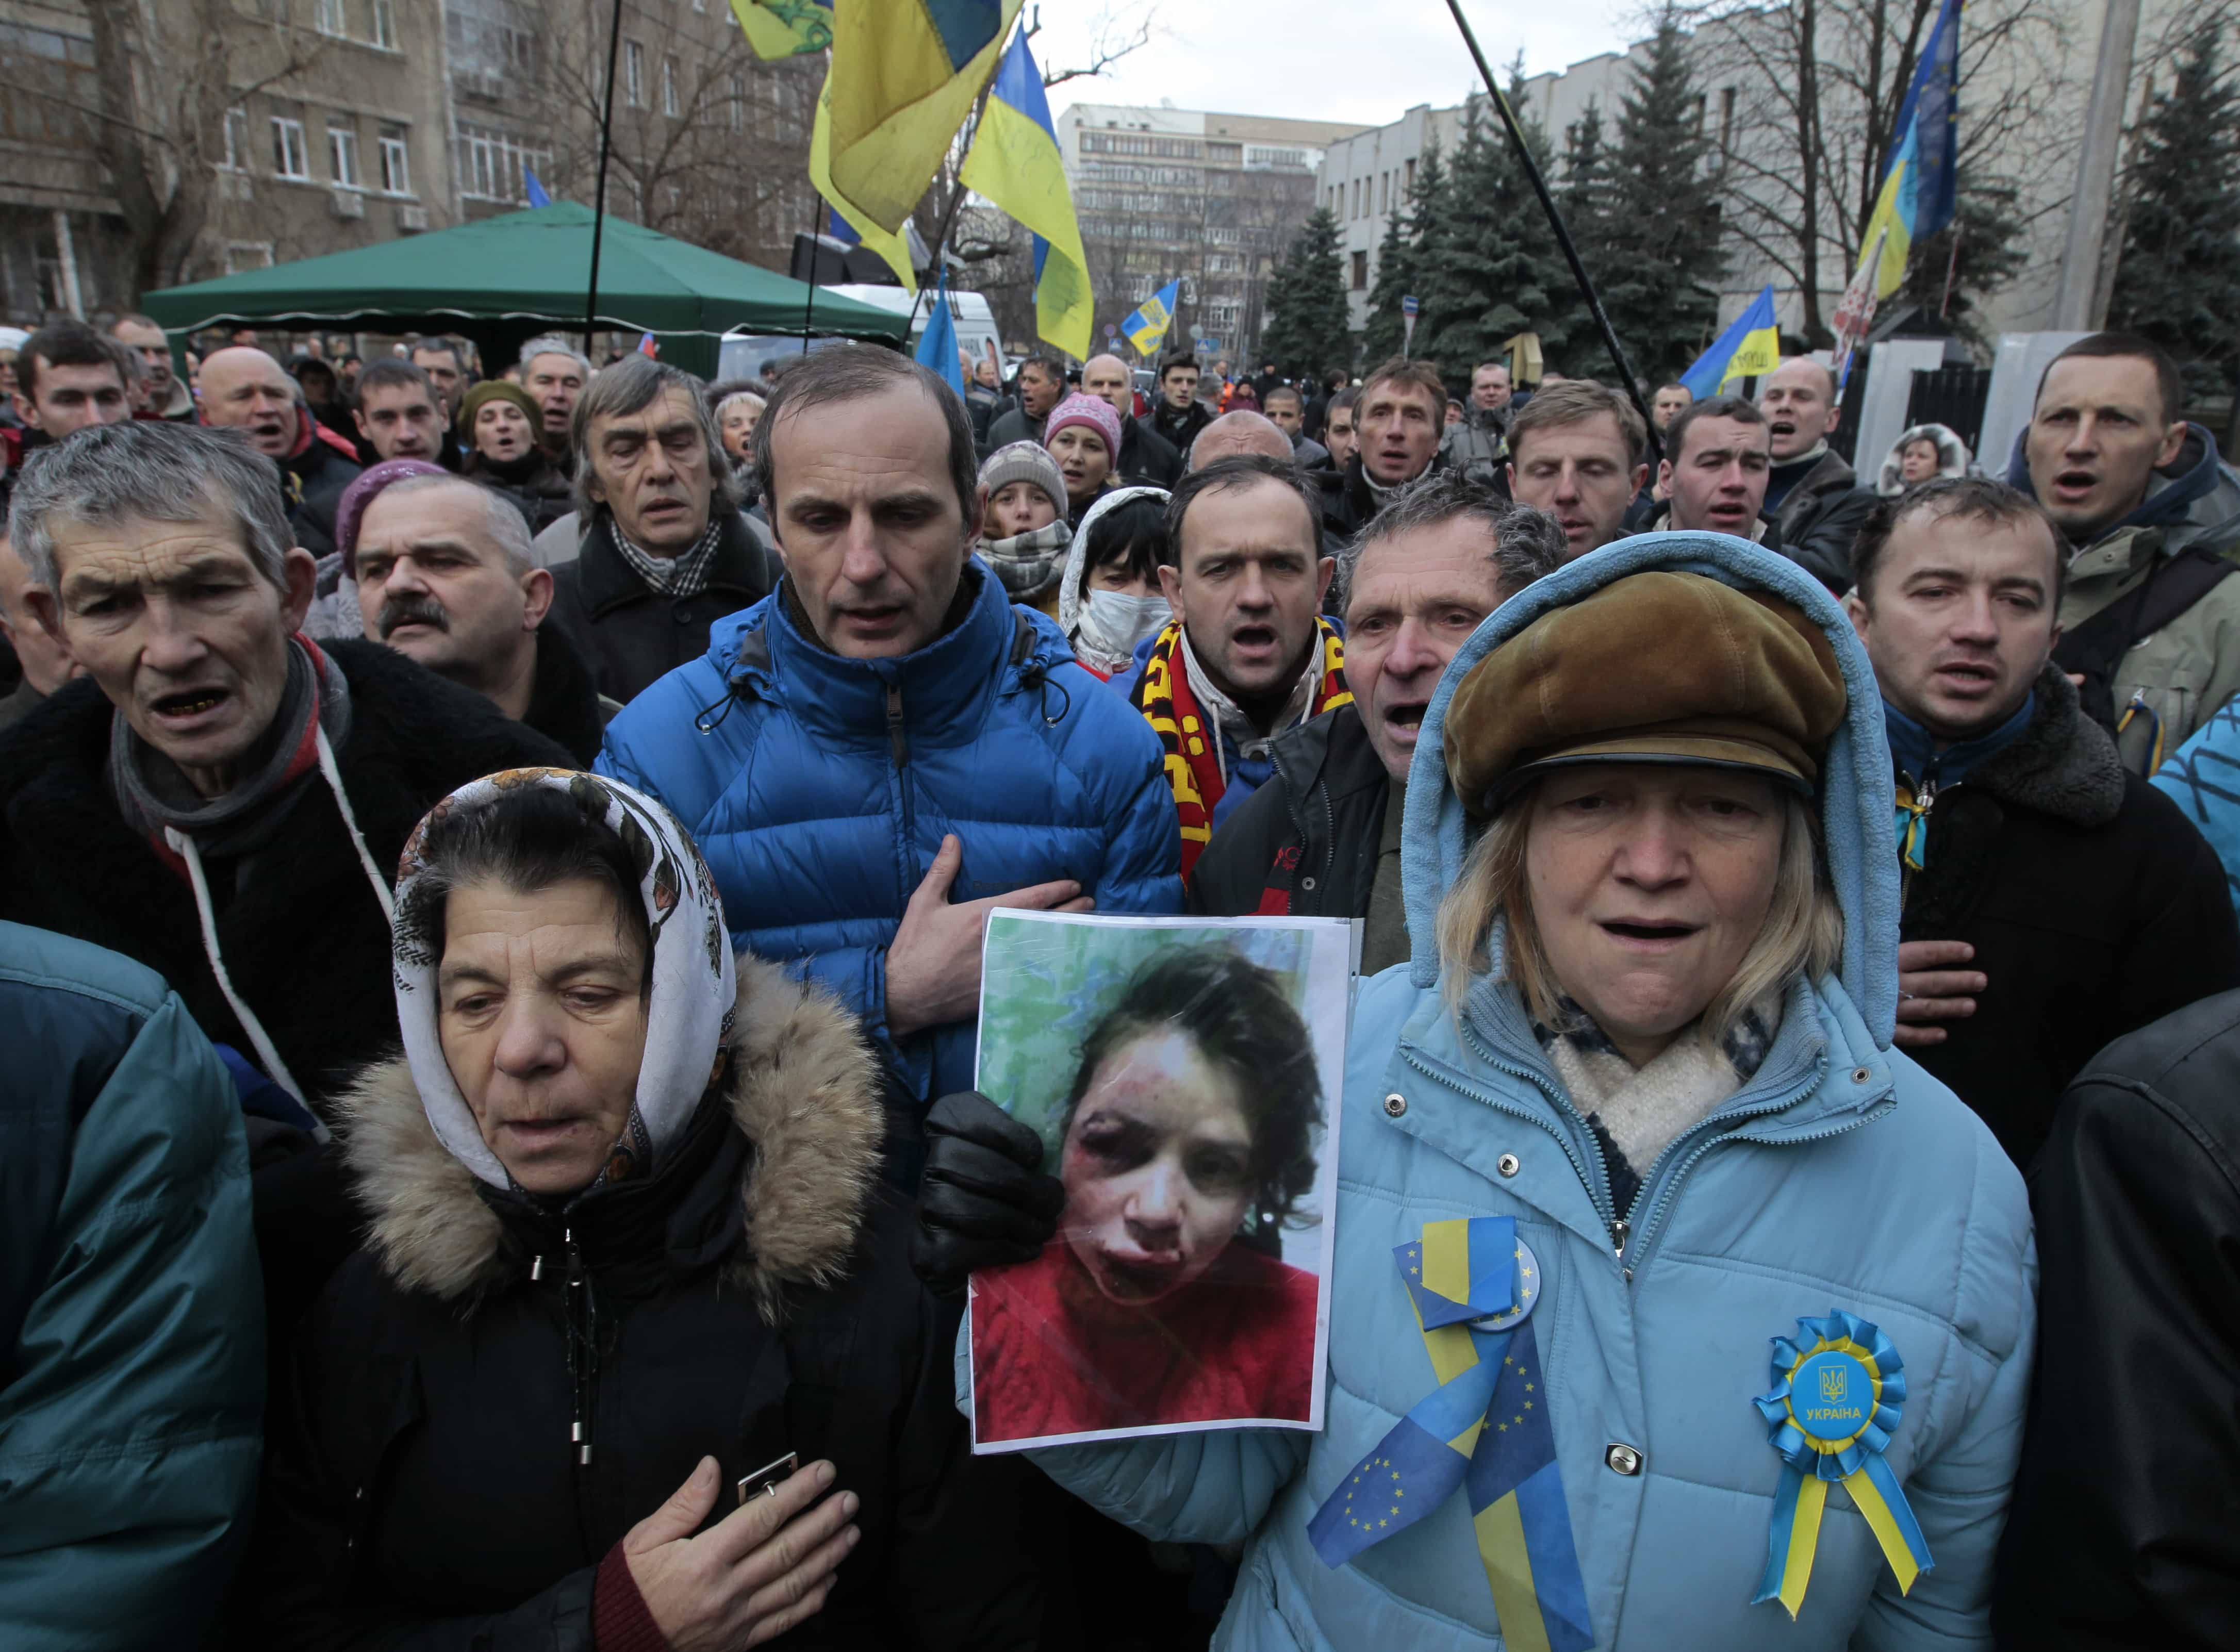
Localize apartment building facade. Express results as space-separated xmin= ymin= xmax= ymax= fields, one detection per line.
xmin=1053 ymin=101 xmax=1369 ymax=363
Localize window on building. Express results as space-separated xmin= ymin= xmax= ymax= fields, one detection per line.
xmin=728 ymin=72 xmax=746 ymax=132
xmin=315 ymin=0 xmax=345 ymax=36
xmin=225 ymin=241 xmax=275 ymax=274
xmin=1350 ymin=178 xmax=1360 ymax=218
xmin=221 ymin=106 xmax=250 ymax=170
xmin=329 ymin=123 xmax=360 ymax=187
xmin=372 ymin=0 xmax=396 ymax=47
xmin=662 ymin=56 xmax=680 ymax=116
xmin=1379 ymin=172 xmax=1389 ymax=213
xmin=1351 ymin=250 xmax=1368 ymax=291
xmin=1405 ymin=157 xmax=1415 ymax=192
xmin=1719 ymin=86 xmax=1737 ymax=158
xmin=624 ymin=40 xmax=644 ymax=107
xmin=378 ymin=129 xmax=411 ymax=194
xmin=272 ymin=115 xmax=310 ymax=179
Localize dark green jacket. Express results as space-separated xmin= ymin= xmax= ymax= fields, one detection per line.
xmin=0 ymin=921 xmax=263 ymax=1649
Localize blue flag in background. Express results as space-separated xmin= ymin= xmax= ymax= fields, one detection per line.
xmin=524 ymin=168 xmax=552 ymax=208
xmin=915 ymin=280 xmax=965 ymax=398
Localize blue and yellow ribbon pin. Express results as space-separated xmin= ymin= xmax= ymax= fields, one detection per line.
xmin=1307 ymin=1217 xmax=1591 ymax=1652
xmin=1751 ymin=1309 xmax=1935 ymax=1617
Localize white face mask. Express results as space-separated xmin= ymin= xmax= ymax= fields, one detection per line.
xmin=1078 ymin=588 xmax=1172 ymax=658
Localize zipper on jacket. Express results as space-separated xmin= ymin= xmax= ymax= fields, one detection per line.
xmin=562 ymin=1226 xmax=597 ymax=1467
xmin=1403 ymin=1034 xmax=1623 ymax=1262
xmin=885 ymin=683 xmax=909 ymax=770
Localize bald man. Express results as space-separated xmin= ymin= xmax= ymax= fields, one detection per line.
xmin=197 ymin=345 xmax=364 ymax=557
xmin=1189 ymin=410 xmax=1297 ymax=471
xmin=1081 ymin=352 xmax=1183 ymax=487
xmin=1757 ymin=356 xmax=1876 ymax=588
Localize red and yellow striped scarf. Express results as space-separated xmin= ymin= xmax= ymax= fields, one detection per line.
xmin=1134 ymin=618 xmax=1350 ymax=879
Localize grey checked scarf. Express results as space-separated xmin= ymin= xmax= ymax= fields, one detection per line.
xmin=979 ymin=519 xmax=1073 ymax=603
xmin=610 ymin=511 xmax=723 ymax=598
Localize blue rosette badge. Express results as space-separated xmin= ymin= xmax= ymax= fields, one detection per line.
xmin=1750 ymin=1309 xmax=1934 ymax=1617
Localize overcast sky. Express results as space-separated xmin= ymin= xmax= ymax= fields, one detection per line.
xmin=1035 ymin=0 xmax=1653 ymax=130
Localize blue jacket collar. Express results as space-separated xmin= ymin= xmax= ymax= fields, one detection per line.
xmin=715 ymin=558 xmax=1032 ymax=746
xmin=1883 ymin=691 xmax=2035 ymax=788
xmin=1401 ymin=530 xmax=1902 ymax=1047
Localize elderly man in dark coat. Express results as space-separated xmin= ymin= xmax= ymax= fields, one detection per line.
xmin=0 ymin=421 xmax=567 ymax=1315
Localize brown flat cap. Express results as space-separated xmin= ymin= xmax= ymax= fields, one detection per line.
xmin=1444 ymin=570 xmax=1847 ymax=812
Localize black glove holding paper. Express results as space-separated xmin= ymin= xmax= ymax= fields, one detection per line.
xmin=911 ymin=1090 xmax=1065 ymax=1297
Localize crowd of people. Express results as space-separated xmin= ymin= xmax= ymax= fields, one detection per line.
xmin=1 ymin=312 xmax=2237 ymax=1652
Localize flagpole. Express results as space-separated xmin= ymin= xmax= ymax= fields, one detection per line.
xmin=1440 ymin=0 xmax=1662 ymax=461
xmin=583 ymin=0 xmax=625 ymax=360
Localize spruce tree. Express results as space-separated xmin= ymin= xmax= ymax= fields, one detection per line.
xmin=1590 ymin=12 xmax=1724 ymax=387
xmin=1364 ymin=140 xmax=1444 ymax=363
xmin=1419 ymin=88 xmax=1570 ymax=388
xmin=1260 ymin=208 xmax=1355 ymax=378
xmin=2108 ymin=23 xmax=2240 ymax=405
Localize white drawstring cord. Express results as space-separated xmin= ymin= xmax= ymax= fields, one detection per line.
xmin=315 ymin=720 xmax=396 ymax=924
xmin=161 ymin=719 xmax=396 ymax=1145
xmin=166 ymin=825 xmax=332 ymax=1145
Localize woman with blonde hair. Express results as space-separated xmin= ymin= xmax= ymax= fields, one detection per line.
xmin=919 ymin=533 xmax=2036 ymax=1649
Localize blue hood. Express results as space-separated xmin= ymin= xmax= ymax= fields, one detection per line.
xmin=2004 ymin=419 xmax=2233 ymax=533
xmin=1401 ymin=531 xmax=1902 ymax=1045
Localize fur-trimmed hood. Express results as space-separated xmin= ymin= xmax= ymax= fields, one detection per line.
xmin=335 ymin=955 xmax=884 ymax=1323
xmin=1964 ymin=660 xmax=2126 ymax=828
xmin=1875 ymin=422 xmax=1973 ymax=495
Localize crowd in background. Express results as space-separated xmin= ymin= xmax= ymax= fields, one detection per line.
xmin=1 ymin=313 xmax=2237 ymax=1652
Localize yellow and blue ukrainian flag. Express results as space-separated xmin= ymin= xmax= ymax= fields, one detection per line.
xmin=729 ymin=0 xmax=831 ymax=59
xmin=1856 ymin=0 xmax=1961 ymax=299
xmin=958 ymin=28 xmax=1093 ymax=361
xmin=914 ymin=278 xmax=966 ymax=396
xmin=1307 ymin=1218 xmax=1592 ymax=1651
xmin=1122 ymin=279 xmax=1182 ymax=357
xmin=810 ymin=83 xmax=917 ymax=294
xmin=1679 ymin=284 xmax=1781 ymax=400
xmin=824 ymin=0 xmax=1023 ymax=234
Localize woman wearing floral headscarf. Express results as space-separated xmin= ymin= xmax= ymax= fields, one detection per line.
xmin=248 ymin=768 xmax=1040 ymax=1650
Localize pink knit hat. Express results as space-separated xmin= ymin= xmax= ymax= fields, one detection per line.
xmin=1044 ymin=392 xmax=1123 ymax=459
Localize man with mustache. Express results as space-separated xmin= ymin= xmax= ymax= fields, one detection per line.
xmin=1843 ymin=475 xmax=2237 ymax=1167
xmin=0 ymin=422 xmax=566 ymax=1317
xmin=1115 ymin=455 xmax=1348 ymax=880
xmin=546 ymin=355 xmax=778 ymax=702
xmin=1188 ymin=475 xmax=1565 ymax=971
xmin=349 ymin=466 xmax=612 ymax=763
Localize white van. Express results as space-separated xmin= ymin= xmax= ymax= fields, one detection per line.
xmin=719 ymin=287 xmax=1004 ymax=383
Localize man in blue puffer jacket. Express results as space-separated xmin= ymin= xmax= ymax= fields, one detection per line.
xmin=941 ymin=531 xmax=2035 ymax=1648
xmin=601 ymin=347 xmax=1181 ymax=1181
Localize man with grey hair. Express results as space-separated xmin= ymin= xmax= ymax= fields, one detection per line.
xmin=0 ymin=420 xmax=567 ymax=1314
xmin=546 ymin=354 xmax=776 ymax=701
xmin=518 ymin=334 xmax=591 ymax=471
xmin=1190 ymin=473 xmax=1567 ymax=969
xmin=598 ymin=343 xmax=1179 ymax=1183
xmin=354 ymin=470 xmax=612 ymax=761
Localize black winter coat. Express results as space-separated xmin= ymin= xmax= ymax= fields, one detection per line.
xmin=523 ymin=620 xmax=616 ymax=765
xmin=285 ymin=427 xmax=367 ymax=558
xmin=1149 ymin=398 xmax=1213 ymax=458
xmin=1312 ymin=452 xmax=1444 ymax=541
xmin=1189 ymin=703 xmax=1389 ymax=919
xmin=249 ymin=959 xmax=1042 ymax=1651
xmin=1896 ymin=665 xmax=2240 ymax=1167
xmin=1117 ymin=417 xmax=1183 ymax=488
xmin=1994 ymin=987 xmax=2240 ymax=1649
xmin=548 ymin=508 xmax=778 ymax=704
xmin=0 ymin=643 xmax=570 ymax=1315
xmin=1765 ymin=449 xmax=1874 ymax=590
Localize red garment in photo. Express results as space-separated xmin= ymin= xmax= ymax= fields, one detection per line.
xmin=971 ymin=1234 xmax=1319 ymax=1443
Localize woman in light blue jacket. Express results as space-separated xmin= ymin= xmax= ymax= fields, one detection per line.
xmin=928 ymin=533 xmax=2036 ymax=1650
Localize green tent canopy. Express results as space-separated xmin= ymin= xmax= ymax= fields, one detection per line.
xmin=141 ymin=202 xmax=909 ymax=378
